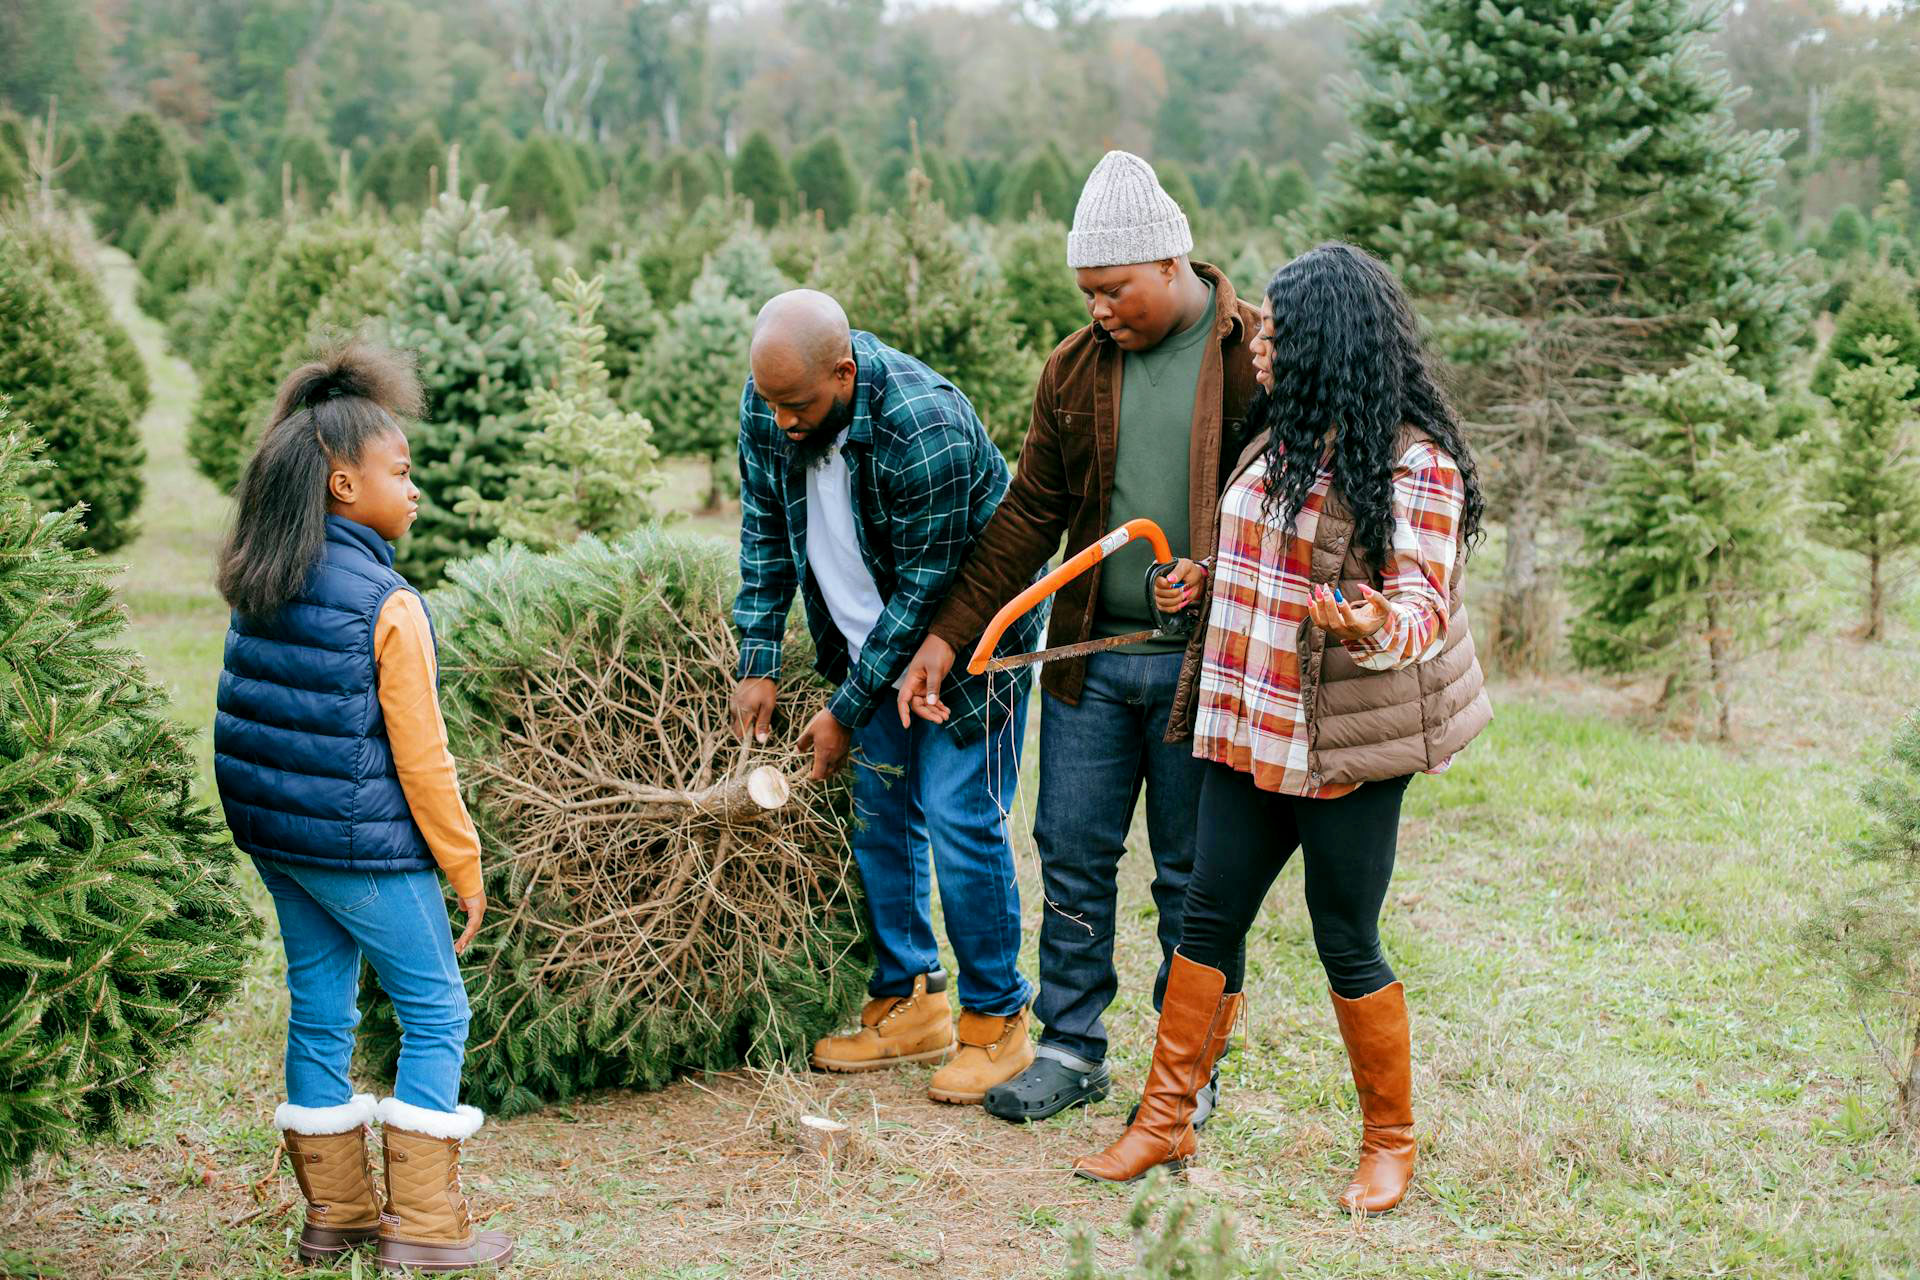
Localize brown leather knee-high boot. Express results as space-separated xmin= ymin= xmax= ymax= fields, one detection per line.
xmin=1329 ymin=981 xmax=1415 ymax=1213
xmin=1073 ymin=952 xmax=1242 ymax=1184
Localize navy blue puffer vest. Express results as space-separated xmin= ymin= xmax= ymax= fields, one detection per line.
xmin=214 ymin=515 xmax=435 ymax=872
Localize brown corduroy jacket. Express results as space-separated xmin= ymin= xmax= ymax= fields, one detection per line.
xmin=925 ymin=262 xmax=1263 ymax=703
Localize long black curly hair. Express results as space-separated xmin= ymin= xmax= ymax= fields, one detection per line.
xmin=1255 ymin=241 xmax=1484 ymax=572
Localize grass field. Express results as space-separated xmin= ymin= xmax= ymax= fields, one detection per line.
xmin=3 ymin=248 xmax=1918 ymax=1278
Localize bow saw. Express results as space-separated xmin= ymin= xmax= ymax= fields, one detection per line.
xmin=967 ymin=518 xmax=1201 ymax=675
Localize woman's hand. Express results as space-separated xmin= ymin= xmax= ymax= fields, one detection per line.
xmin=1152 ymin=559 xmax=1208 ymax=615
xmin=1309 ymin=582 xmax=1392 ymax=643
xmin=454 ymin=893 xmax=486 ymax=955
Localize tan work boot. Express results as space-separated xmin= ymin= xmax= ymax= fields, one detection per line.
xmin=811 ymin=971 xmax=956 ymax=1072
xmin=374 ymin=1099 xmax=514 ymax=1274
xmin=928 ymin=1006 xmax=1035 ymax=1105
xmin=276 ymin=1094 xmax=382 ymax=1262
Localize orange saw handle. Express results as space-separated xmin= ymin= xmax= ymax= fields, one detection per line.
xmin=966 ymin=518 xmax=1176 ymax=676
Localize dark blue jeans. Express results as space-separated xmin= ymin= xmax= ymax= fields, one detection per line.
xmin=850 ymin=692 xmax=1033 ymax=1017
xmin=1032 ymin=649 xmax=1205 ymax=1064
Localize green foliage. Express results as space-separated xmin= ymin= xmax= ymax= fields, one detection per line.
xmin=732 ymin=130 xmax=795 ymax=229
xmin=1065 ymin=1169 xmax=1275 ymax=1279
xmin=385 ymin=192 xmax=560 ymax=585
xmin=0 ymin=143 xmax=23 ymax=206
xmin=11 ymin=219 xmax=151 ymax=420
xmin=465 ymin=120 xmax=515 ymax=190
xmin=597 ymin=248 xmax=658 ymax=387
xmin=161 ymin=219 xmax=280 ymax=374
xmin=998 ymin=145 xmax=1074 ymax=222
xmin=632 ymin=196 xmax=745 ymax=309
xmin=1801 ymin=708 xmax=1920 ymax=1131
xmin=1221 ymin=152 xmax=1267 ymax=222
xmin=652 ymin=148 xmax=721 ymax=211
xmin=188 ymin=220 xmax=390 ymax=492
xmin=821 ymin=173 xmax=1039 ymax=456
xmin=0 ymin=423 xmax=259 ymax=1189
xmin=393 ymin=121 xmax=447 ymax=210
xmin=356 ymin=530 xmax=865 ymax=1114
xmin=358 ymin=140 xmax=402 ymax=210
xmin=496 ymin=133 xmax=579 ymax=236
xmin=277 ymin=131 xmax=335 ymax=211
xmin=792 ymin=132 xmax=860 ymax=230
xmin=134 ymin=208 xmax=220 ymax=324
xmin=188 ymin=134 xmax=247 ymax=204
xmin=1155 ymin=159 xmax=1201 ymax=220
xmin=1808 ymin=337 xmax=1920 ymax=640
xmin=0 ymin=238 xmax=144 ymax=552
xmin=1813 ymin=274 xmax=1920 ymax=401
xmin=1268 ymin=161 xmax=1311 ymax=216
xmin=1823 ymin=204 xmax=1868 ymax=261
xmin=96 ymin=113 xmax=184 ymax=244
xmin=998 ymin=216 xmax=1085 ymax=351
xmin=704 ymin=229 xmax=792 ymax=311
xmin=634 ymin=268 xmax=752 ymax=509
xmin=1569 ymin=323 xmax=1806 ymax=737
xmin=455 ymin=269 xmax=658 ymax=551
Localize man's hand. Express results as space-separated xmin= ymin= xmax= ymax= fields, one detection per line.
xmin=454 ymin=893 xmax=485 ymax=956
xmin=797 ymin=707 xmax=853 ymax=780
xmin=1308 ymin=582 xmax=1391 ymax=644
xmin=896 ymin=634 xmax=957 ymax=727
xmin=731 ymin=676 xmax=777 ymax=743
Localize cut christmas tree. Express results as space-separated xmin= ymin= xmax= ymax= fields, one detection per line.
xmin=356 ymin=530 xmax=867 ymax=1115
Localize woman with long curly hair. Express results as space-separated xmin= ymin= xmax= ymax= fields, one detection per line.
xmin=1072 ymin=242 xmax=1492 ymax=1212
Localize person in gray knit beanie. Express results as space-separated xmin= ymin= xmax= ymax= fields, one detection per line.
xmin=900 ymin=146 xmax=1266 ymax=1131
xmin=1067 ymin=150 xmax=1195 ymax=270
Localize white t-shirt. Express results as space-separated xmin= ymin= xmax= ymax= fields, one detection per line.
xmin=803 ymin=431 xmax=902 ymax=687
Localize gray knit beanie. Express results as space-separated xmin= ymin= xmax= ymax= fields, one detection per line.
xmin=1066 ymin=150 xmax=1194 ymax=270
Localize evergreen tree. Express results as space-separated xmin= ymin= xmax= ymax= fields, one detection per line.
xmin=1268 ymin=162 xmax=1312 ymax=216
xmin=1763 ymin=211 xmax=1794 ymax=256
xmin=0 ymin=238 xmax=144 ymax=552
xmin=188 ymin=221 xmax=390 ymax=491
xmin=998 ymin=216 xmax=1086 ymax=350
xmin=1221 ymin=153 xmax=1268 ymax=223
xmin=1809 ymin=337 xmax=1920 ymax=642
xmin=188 ymin=133 xmax=247 ymax=203
xmin=1569 ymin=324 xmax=1804 ymax=740
xmin=821 ymin=172 xmax=1039 ymax=456
xmin=496 ymin=133 xmax=579 ymax=236
xmin=998 ymin=146 xmax=1074 ymax=222
xmin=732 ymin=130 xmax=796 ymax=230
xmin=359 ymin=139 xmax=403 ymax=210
xmin=569 ymin=138 xmax=606 ymax=195
xmin=1823 ymin=204 xmax=1868 ymax=261
xmin=793 ymin=132 xmax=860 ymax=230
xmin=653 ymin=147 xmax=720 ymax=211
xmin=616 ymin=139 xmax=654 ymax=203
xmin=386 ymin=192 xmax=560 ymax=584
xmin=634 ymin=195 xmax=747 ymax=309
xmin=134 ymin=208 xmax=219 ymax=324
xmin=466 ymin=120 xmax=515 ymax=191
xmin=97 ymin=113 xmax=184 ymax=244
xmin=456 ymin=269 xmax=658 ymax=551
xmin=598 ymin=248 xmax=658 ymax=388
xmin=635 ymin=268 xmax=753 ymax=510
xmin=11 ymin=219 xmax=152 ymax=419
xmin=278 ymin=130 xmax=335 ymax=210
xmin=0 ymin=139 xmax=25 ymax=206
xmin=1802 ymin=709 xmax=1920 ymax=1134
xmin=1813 ymin=275 xmax=1920 ymax=402
xmin=1322 ymin=0 xmax=1811 ymax=672
xmin=705 ymin=229 xmax=792 ymax=310
xmin=0 ymin=422 xmax=259 ymax=1189
xmin=394 ymin=121 xmax=447 ymax=210
xmin=1154 ymin=160 xmax=1201 ymax=222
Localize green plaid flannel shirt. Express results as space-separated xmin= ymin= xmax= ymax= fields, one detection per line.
xmin=733 ymin=330 xmax=1045 ymax=740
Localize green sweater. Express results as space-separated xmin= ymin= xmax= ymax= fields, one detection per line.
xmin=1093 ymin=284 xmax=1214 ymax=652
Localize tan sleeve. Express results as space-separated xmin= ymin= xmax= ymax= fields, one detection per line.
xmin=374 ymin=591 xmax=484 ymax=900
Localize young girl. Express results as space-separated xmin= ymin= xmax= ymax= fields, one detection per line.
xmin=1074 ymin=243 xmax=1491 ymax=1212
xmin=213 ymin=341 xmax=513 ymax=1272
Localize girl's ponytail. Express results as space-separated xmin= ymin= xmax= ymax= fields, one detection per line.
xmin=216 ymin=339 xmax=423 ymax=621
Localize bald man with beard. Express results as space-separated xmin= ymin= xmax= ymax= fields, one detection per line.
xmin=728 ymin=290 xmax=1047 ymax=1108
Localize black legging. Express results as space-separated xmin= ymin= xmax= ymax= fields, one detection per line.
xmin=1179 ymin=762 xmax=1411 ymax=999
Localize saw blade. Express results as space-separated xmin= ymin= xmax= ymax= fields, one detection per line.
xmin=980 ymin=628 xmax=1167 ymax=673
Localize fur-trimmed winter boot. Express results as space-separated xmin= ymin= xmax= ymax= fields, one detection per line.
xmin=374 ymin=1099 xmax=514 ymax=1274
xmin=275 ymin=1093 xmax=382 ymax=1262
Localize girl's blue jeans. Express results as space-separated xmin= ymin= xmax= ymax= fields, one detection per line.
xmin=251 ymin=857 xmax=470 ymax=1113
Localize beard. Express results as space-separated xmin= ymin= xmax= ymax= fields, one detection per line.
xmin=790 ymin=393 xmax=855 ymax=470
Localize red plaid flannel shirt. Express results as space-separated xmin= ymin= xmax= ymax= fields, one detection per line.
xmin=1192 ymin=440 xmax=1466 ymax=797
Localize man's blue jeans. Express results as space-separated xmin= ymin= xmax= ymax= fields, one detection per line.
xmin=252 ymin=857 xmax=470 ymax=1113
xmin=850 ymin=693 xmax=1033 ymax=1017
xmin=1031 ymin=650 xmax=1204 ymax=1064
